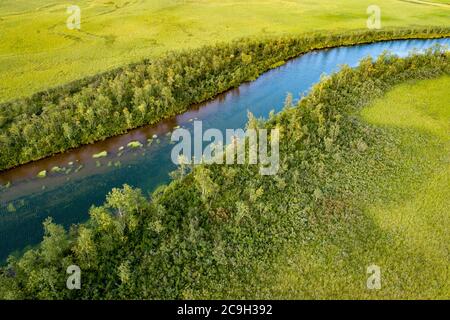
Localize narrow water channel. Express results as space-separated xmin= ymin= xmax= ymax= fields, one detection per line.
xmin=0 ymin=38 xmax=448 ymax=261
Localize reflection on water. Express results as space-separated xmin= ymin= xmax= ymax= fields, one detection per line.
xmin=0 ymin=38 xmax=449 ymax=261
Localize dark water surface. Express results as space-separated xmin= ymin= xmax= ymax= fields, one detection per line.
xmin=0 ymin=38 xmax=449 ymax=261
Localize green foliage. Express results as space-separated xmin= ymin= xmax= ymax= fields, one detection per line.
xmin=1 ymin=28 xmax=449 ymax=171
xmin=0 ymin=48 xmax=448 ymax=299
xmin=92 ymin=151 xmax=108 ymax=159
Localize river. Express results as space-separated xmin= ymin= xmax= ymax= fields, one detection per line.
xmin=0 ymin=38 xmax=448 ymax=261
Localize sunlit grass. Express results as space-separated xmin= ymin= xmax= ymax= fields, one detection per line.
xmin=1 ymin=0 xmax=449 ymax=102
xmin=268 ymin=76 xmax=450 ymax=299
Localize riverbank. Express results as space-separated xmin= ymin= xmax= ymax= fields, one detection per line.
xmin=1 ymin=28 xmax=450 ymax=172
xmin=1 ymin=48 xmax=448 ymax=299
xmin=0 ymin=36 xmax=448 ymax=265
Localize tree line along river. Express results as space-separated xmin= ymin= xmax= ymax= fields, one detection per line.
xmin=0 ymin=37 xmax=449 ymax=262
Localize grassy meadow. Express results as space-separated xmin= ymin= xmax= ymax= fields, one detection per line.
xmin=1 ymin=0 xmax=450 ymax=102
xmin=270 ymin=76 xmax=450 ymax=299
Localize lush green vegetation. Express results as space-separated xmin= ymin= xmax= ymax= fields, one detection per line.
xmin=270 ymin=75 xmax=450 ymax=299
xmin=1 ymin=49 xmax=448 ymax=299
xmin=1 ymin=27 xmax=449 ymax=171
xmin=1 ymin=0 xmax=450 ymax=102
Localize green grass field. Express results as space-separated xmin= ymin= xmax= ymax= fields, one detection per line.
xmin=269 ymin=76 xmax=450 ymax=299
xmin=1 ymin=0 xmax=449 ymax=102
